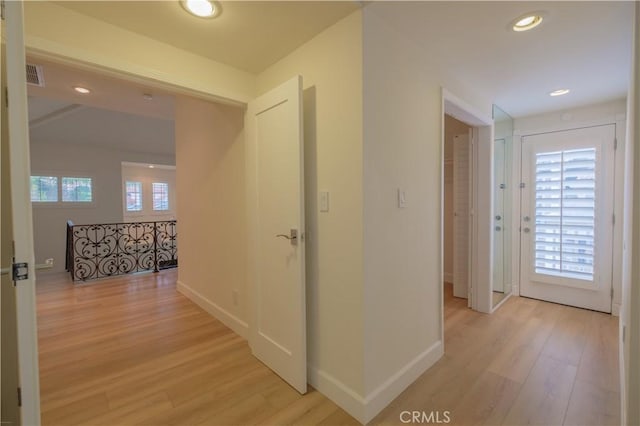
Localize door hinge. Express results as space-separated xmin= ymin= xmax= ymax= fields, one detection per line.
xmin=611 ymin=287 xmax=614 ymax=298
xmin=520 ymin=182 xmax=525 ymax=189
xmin=12 ymin=262 xmax=29 ymax=282
xmin=17 ymin=387 xmax=21 ymax=407
xmin=1 ymin=0 xmax=5 ymax=21
xmin=613 ymin=214 xmax=615 ymax=225
xmin=5 ymin=87 xmax=8 ymax=108
xmin=614 ymin=138 xmax=617 ymax=150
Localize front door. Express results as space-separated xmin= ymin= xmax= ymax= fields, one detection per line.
xmin=245 ymin=76 xmax=306 ymax=393
xmin=1 ymin=2 xmax=42 ymax=424
xmin=520 ymin=125 xmax=615 ymax=313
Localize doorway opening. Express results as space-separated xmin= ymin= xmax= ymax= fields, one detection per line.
xmin=8 ymin=41 xmax=310 ymax=421
xmin=26 ymin=57 xmax=178 ymax=282
xmin=13 ymin=51 xmax=247 ymax=423
xmin=443 ymin=114 xmax=471 ymax=307
xmin=442 ymin=89 xmax=494 ymax=316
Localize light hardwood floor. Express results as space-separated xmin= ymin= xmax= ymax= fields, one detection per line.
xmin=37 ymin=272 xmax=619 ymax=426
xmin=37 ymin=270 xmax=357 ymax=426
xmin=372 ymin=283 xmax=620 ymax=425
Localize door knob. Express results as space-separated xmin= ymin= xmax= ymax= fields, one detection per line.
xmin=523 ymin=216 xmax=530 ymax=222
xmin=495 ymin=215 xmax=502 ymax=221
xmin=523 ymin=227 xmax=530 ymax=233
xmin=495 ymin=226 xmax=502 ymax=231
xmin=276 ymin=229 xmax=298 ymax=245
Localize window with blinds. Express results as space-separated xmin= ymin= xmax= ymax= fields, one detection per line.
xmin=534 ymin=148 xmax=596 ymax=281
xmin=152 ymin=182 xmax=170 ymax=211
xmin=125 ymin=181 xmax=143 ymax=212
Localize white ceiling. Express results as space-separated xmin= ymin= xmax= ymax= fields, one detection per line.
xmin=369 ymin=1 xmax=633 ymax=117
xmin=55 ymin=1 xmax=361 ymax=74
xmin=28 ymin=98 xmax=175 ymax=156
xmin=27 ymin=57 xmax=175 ymax=120
xmin=28 ymin=1 xmax=633 ymax=125
xmin=27 ymin=1 xmax=359 ymax=156
xmin=28 ymin=97 xmax=75 ymax=122
xmin=27 ymin=57 xmax=175 ymax=156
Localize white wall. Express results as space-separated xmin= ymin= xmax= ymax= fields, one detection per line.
xmin=30 ymin=140 xmax=175 ymax=273
xmin=174 ymin=97 xmax=249 ymax=338
xmin=121 ymin=163 xmax=176 ymax=223
xmin=256 ymin=10 xmax=365 ymax=416
xmin=362 ymin=4 xmax=493 ymax=421
xmin=514 ymin=99 xmax=628 ymax=315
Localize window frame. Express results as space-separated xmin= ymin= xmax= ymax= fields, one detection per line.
xmin=121 ymin=162 xmax=176 ymax=221
xmin=61 ymin=176 xmax=94 ymax=203
xmin=30 ymin=175 xmax=59 ymax=203
xmin=30 ymin=172 xmax=96 ymax=208
xmin=151 ymin=182 xmax=170 ymax=212
xmin=125 ymin=181 xmax=144 ymax=213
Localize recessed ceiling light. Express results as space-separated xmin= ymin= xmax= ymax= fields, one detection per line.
xmin=180 ymin=0 xmax=221 ymax=19
xmin=148 ymin=165 xmax=155 ymax=169
xmin=549 ymin=89 xmax=570 ymax=97
xmin=512 ymin=13 xmax=544 ymax=32
xmin=73 ymin=86 xmax=91 ymax=94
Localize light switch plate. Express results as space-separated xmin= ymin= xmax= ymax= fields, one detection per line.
xmin=320 ymin=191 xmax=330 ymax=212
xmin=398 ymin=188 xmax=407 ymax=208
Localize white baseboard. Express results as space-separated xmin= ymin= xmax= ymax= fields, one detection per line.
xmin=310 ymin=340 xmax=444 ymax=424
xmin=178 ymin=280 xmax=443 ymax=425
xmin=612 ymin=302 xmax=621 ymax=317
xmin=177 ymin=280 xmax=248 ymax=339
xmin=363 ymin=340 xmax=444 ymax=423
xmin=308 ymin=366 xmax=367 ymax=423
xmin=443 ymin=272 xmax=453 ymax=283
xmin=491 ymin=292 xmax=512 ymax=313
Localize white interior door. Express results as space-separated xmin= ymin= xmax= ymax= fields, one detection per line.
xmin=246 ymin=76 xmax=306 ymax=393
xmin=1 ymin=21 xmax=21 ymax=426
xmin=2 ymin=2 xmax=42 ymax=424
xmin=453 ymin=133 xmax=470 ymax=299
xmin=520 ymin=125 xmax=615 ymax=313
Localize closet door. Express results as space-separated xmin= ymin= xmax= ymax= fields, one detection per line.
xmin=453 ymin=133 xmax=470 ymax=300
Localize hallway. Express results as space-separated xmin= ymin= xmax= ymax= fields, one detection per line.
xmin=373 ymin=284 xmax=619 ymax=425
xmin=36 ymin=273 xmax=619 ymax=425
xmin=36 ymin=271 xmax=357 ymax=425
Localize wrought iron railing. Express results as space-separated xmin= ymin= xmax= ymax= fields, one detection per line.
xmin=66 ymin=220 xmax=177 ymax=281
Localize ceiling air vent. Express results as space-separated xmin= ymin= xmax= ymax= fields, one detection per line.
xmin=26 ymin=64 xmax=45 ymax=87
